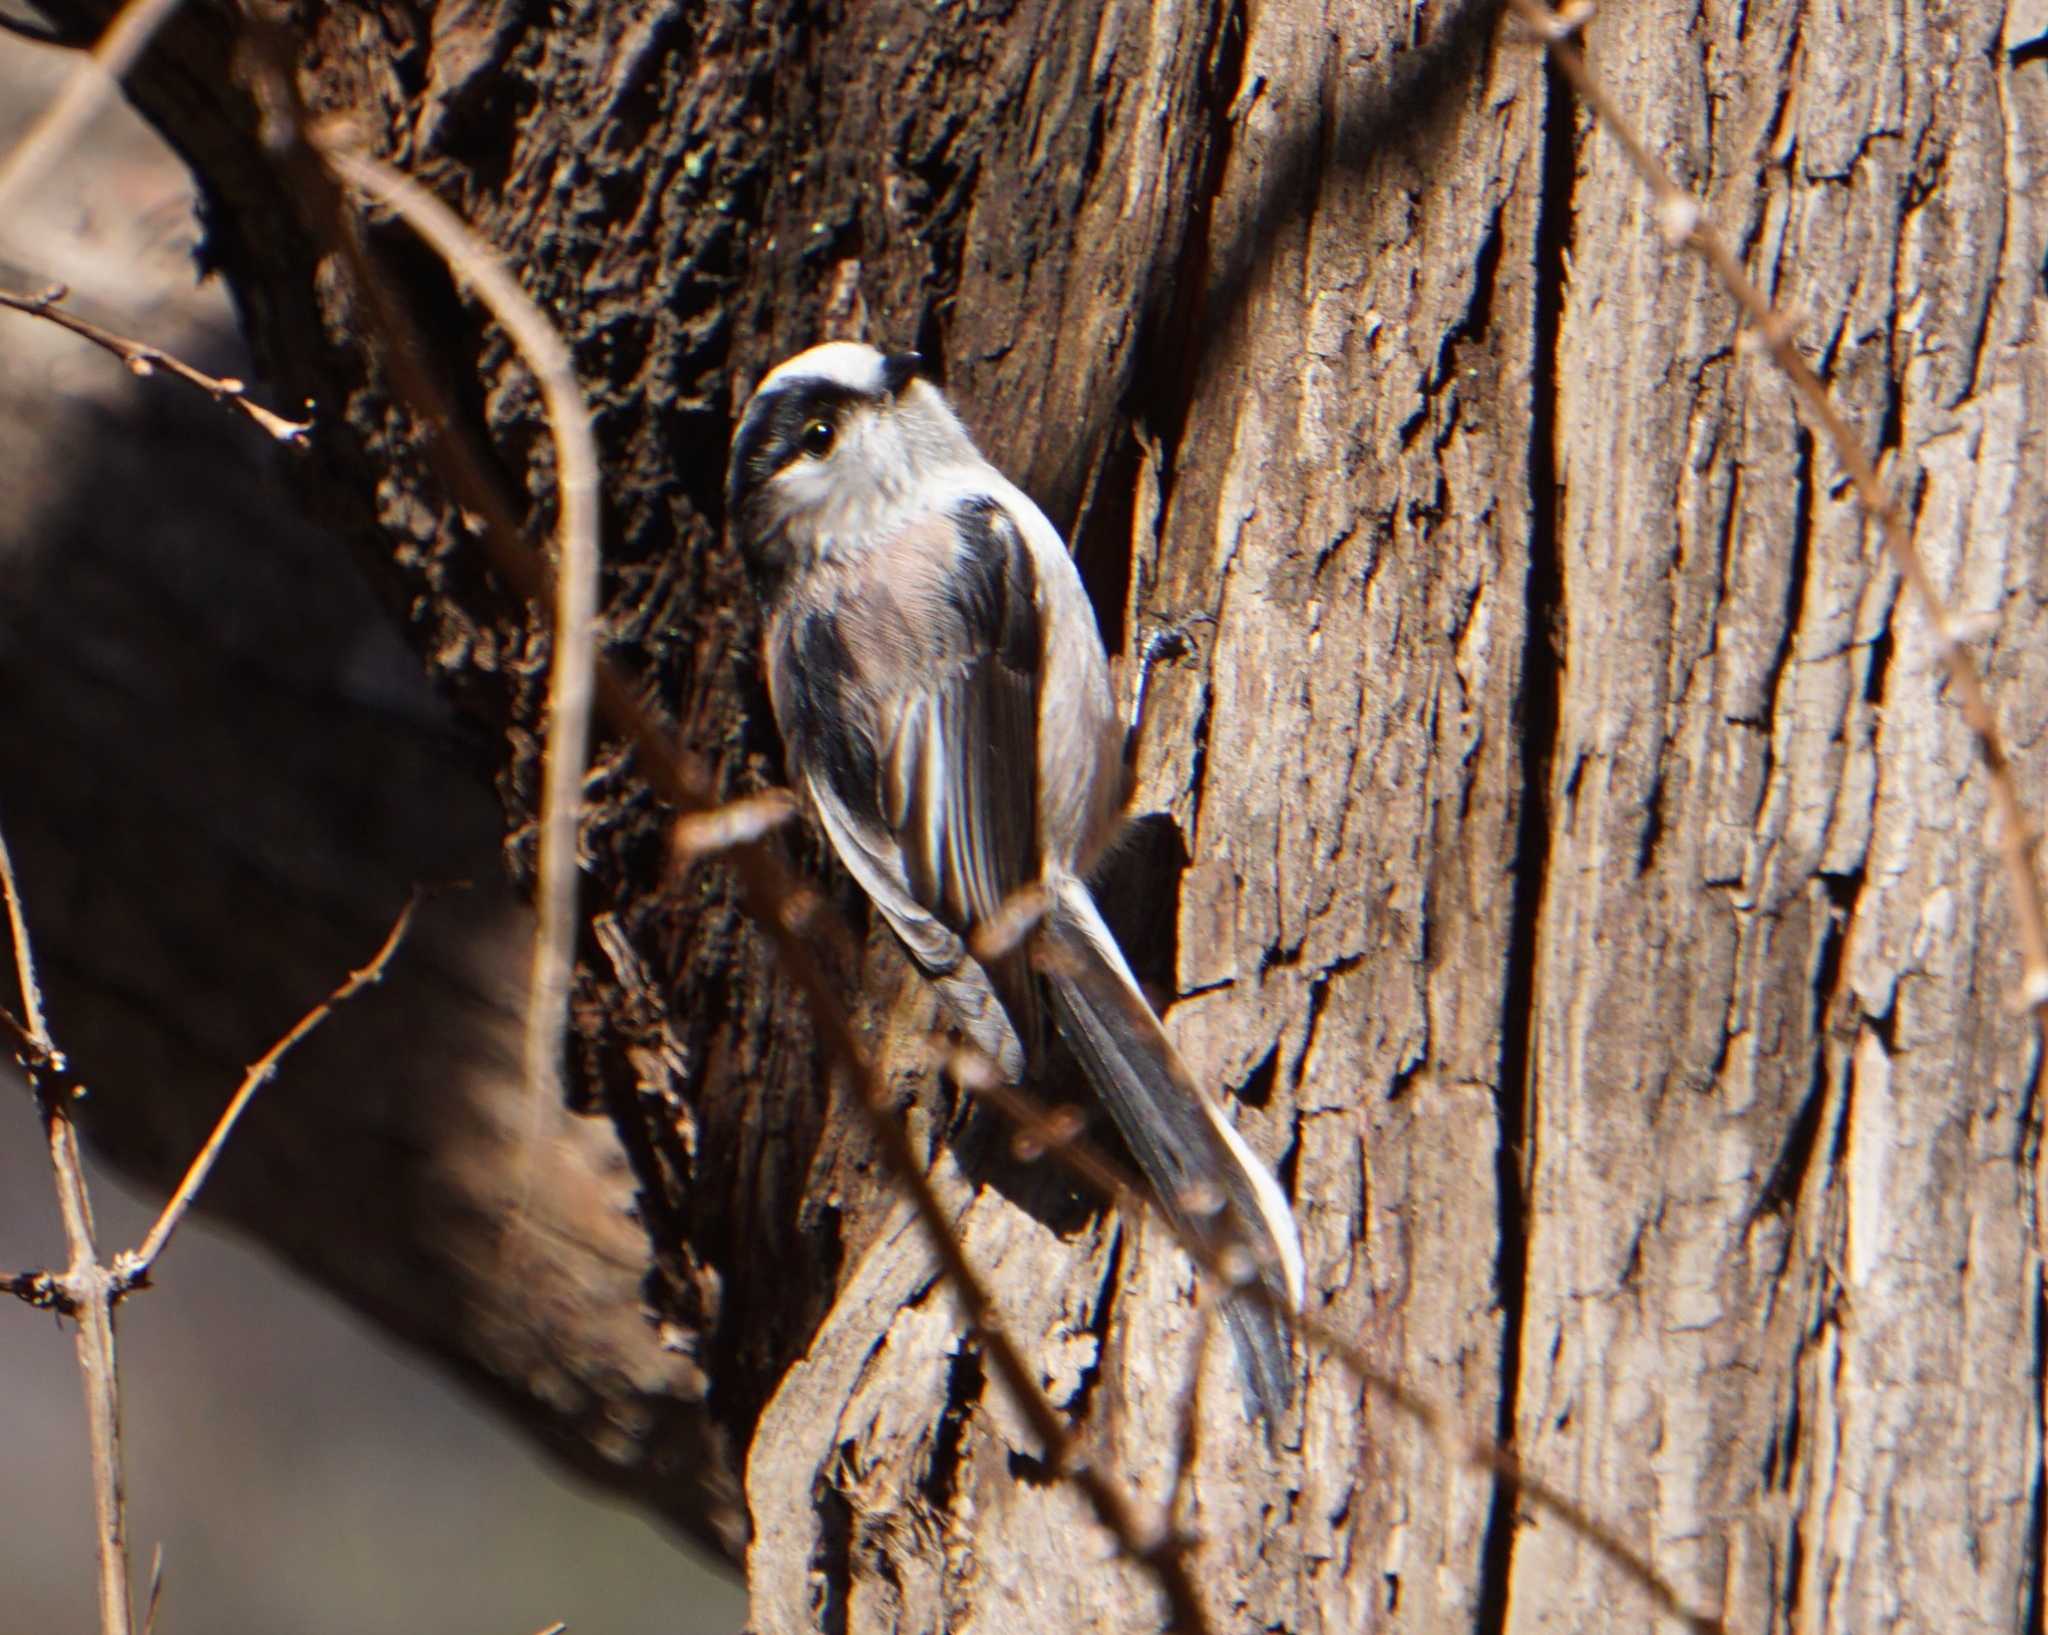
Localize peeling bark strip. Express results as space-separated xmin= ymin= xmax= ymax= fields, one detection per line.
xmin=14 ymin=0 xmax=2046 ymax=1627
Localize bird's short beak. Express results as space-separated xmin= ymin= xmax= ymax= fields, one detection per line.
xmin=880 ymin=351 xmax=923 ymax=395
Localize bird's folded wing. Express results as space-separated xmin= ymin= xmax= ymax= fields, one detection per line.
xmin=791 ymin=496 xmax=1048 ymax=1075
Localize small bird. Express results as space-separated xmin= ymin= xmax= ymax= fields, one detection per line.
xmin=725 ymin=341 xmax=1305 ymax=1419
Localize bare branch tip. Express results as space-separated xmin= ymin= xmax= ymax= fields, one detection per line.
xmin=142 ymin=1545 xmax=165 ymax=1635
xmin=257 ymin=407 xmax=316 ymax=445
xmin=124 ymin=893 xmax=419 ymax=1286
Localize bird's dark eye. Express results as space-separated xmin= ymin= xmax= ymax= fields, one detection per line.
xmin=800 ymin=419 xmax=835 ymax=458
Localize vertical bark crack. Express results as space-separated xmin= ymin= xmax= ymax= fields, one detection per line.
xmin=2028 ymin=1275 xmax=2047 ymax=1635
xmin=1476 ymin=47 xmax=1573 ymax=1635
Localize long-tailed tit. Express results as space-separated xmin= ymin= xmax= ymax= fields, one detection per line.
xmin=725 ymin=341 xmax=1305 ymax=1419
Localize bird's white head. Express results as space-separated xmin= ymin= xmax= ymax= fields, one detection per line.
xmin=725 ymin=341 xmax=977 ymax=593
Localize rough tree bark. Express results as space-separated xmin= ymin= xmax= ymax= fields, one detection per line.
xmin=7 ymin=0 xmax=2044 ymax=1629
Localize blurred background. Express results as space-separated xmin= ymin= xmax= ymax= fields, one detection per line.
xmin=0 ymin=1138 xmax=740 ymax=1635
xmin=0 ymin=30 xmax=746 ymax=1635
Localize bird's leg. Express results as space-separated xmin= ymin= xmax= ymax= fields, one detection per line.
xmin=1123 ymin=617 xmax=1212 ymax=771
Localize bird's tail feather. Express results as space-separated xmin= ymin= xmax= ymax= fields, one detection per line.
xmin=1036 ymin=873 xmax=1304 ymax=1421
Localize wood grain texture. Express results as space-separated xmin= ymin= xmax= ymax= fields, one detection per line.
xmin=1513 ymin=4 xmax=2048 ymax=1631
xmin=8 ymin=0 xmax=2044 ymax=1625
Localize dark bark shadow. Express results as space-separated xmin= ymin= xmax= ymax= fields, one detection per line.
xmin=0 ymin=308 xmax=745 ymax=1555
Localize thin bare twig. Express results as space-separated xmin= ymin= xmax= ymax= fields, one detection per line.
xmin=6 ymin=785 xmax=415 ymax=1634
xmin=0 ymin=996 xmax=88 ymax=1110
xmin=141 ymin=1546 xmax=164 ymax=1635
xmin=1 ymin=816 xmax=131 ymax=1635
xmin=0 ymin=803 xmax=52 ymax=1048
xmin=0 ymin=285 xmax=313 ymax=443
xmin=46 ymin=1120 xmax=130 ymax=1635
xmin=1506 ymin=0 xmax=2048 ymax=1042
xmin=1164 ymin=1294 xmax=1212 ymax=1548
xmin=116 ymin=895 xmax=419 ymax=1289
xmin=667 ymin=788 xmax=800 ymax=875
xmin=317 ymin=143 xmax=601 ymax=1221
xmin=0 ymin=0 xmax=185 ymax=221
xmin=0 ymin=995 xmax=49 ymax=1059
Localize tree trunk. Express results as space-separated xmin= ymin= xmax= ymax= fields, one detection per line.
xmin=11 ymin=0 xmax=2044 ymax=1628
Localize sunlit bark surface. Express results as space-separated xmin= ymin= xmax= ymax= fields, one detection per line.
xmin=12 ymin=0 xmax=2045 ymax=1626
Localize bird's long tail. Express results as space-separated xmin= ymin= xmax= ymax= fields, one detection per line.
xmin=1036 ymin=871 xmax=1305 ymax=1422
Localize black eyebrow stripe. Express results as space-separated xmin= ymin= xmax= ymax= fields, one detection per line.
xmin=725 ymin=377 xmax=871 ymax=520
